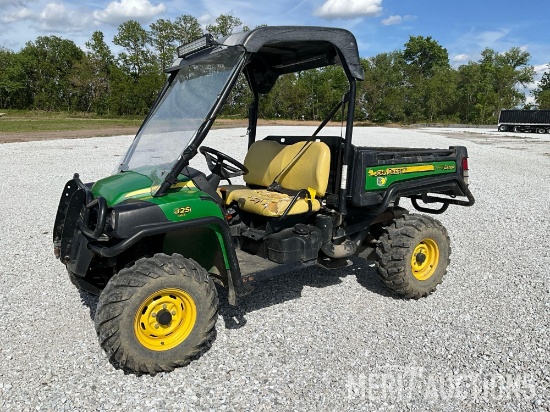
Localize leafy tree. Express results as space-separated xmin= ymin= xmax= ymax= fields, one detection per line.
xmin=206 ymin=15 xmax=243 ymax=37
xmin=456 ymin=47 xmax=534 ymax=123
xmin=259 ymin=73 xmax=306 ymax=119
xmin=257 ymin=68 xmax=347 ymax=121
xmin=359 ymin=52 xmax=406 ymax=123
xmin=492 ymin=47 xmax=533 ymax=110
xmin=114 ymin=20 xmax=155 ymax=78
xmin=112 ymin=20 xmax=164 ymax=114
xmin=0 ymin=14 xmax=540 ymax=123
xmin=108 ymin=64 xmax=135 ymax=115
xmin=403 ymin=35 xmax=449 ymax=78
xmin=533 ymin=64 xmax=550 ymax=109
xmin=88 ymin=31 xmax=114 ymax=112
xmin=221 ymin=73 xmax=253 ymax=117
xmin=72 ymin=31 xmax=115 ymax=113
xmin=295 ymin=66 xmax=348 ymax=121
xmin=19 ymin=36 xmax=84 ymax=110
xmin=150 ymin=18 xmax=177 ymax=71
xmin=174 ymin=15 xmax=203 ymax=44
xmin=0 ymin=47 xmax=27 ymax=109
xmin=400 ymin=36 xmax=452 ymax=122
xmin=108 ymin=65 xmax=164 ymax=116
xmin=424 ymin=67 xmax=458 ymax=122
xmin=456 ymin=63 xmax=482 ymax=123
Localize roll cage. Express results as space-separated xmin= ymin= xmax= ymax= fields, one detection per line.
xmin=148 ymin=26 xmax=364 ymax=216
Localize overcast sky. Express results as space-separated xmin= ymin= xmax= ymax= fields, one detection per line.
xmin=1 ymin=0 xmax=549 ymax=85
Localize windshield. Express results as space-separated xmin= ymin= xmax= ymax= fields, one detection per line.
xmin=117 ymin=47 xmax=244 ymax=186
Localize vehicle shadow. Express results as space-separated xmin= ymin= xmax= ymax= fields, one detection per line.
xmin=217 ymin=257 xmax=392 ymax=330
xmin=78 ymin=289 xmax=99 ymax=321
xmin=76 ymin=257 xmax=392 ymax=336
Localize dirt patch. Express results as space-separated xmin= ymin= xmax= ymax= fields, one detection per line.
xmin=0 ymin=118 xmax=349 ymax=144
xmin=0 ymin=127 xmax=139 ymax=143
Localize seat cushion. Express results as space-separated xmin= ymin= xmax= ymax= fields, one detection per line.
xmin=229 ymin=189 xmax=320 ymax=217
xmin=217 ymin=185 xmax=249 ymax=204
xmin=219 ymin=140 xmax=329 ymax=217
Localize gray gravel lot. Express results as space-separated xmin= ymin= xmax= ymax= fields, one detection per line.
xmin=0 ymin=126 xmax=548 ymax=411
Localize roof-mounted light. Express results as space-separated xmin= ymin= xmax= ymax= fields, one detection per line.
xmin=177 ymin=34 xmax=215 ymax=58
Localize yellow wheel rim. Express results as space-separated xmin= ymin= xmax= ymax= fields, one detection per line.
xmin=411 ymin=238 xmax=439 ymax=281
xmin=134 ymin=288 xmax=197 ymax=351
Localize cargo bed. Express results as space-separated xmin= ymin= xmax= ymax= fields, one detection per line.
xmin=349 ymin=145 xmax=474 ymax=213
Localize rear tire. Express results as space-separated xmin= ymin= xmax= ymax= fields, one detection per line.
xmin=94 ymin=253 xmax=218 ymax=374
xmin=498 ymin=125 xmax=507 ymax=132
xmin=375 ymin=214 xmax=450 ymax=299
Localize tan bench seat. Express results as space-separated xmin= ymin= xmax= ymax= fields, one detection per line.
xmin=219 ymin=140 xmax=330 ymax=217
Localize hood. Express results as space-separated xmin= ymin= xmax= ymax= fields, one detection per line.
xmin=91 ymin=172 xmax=153 ymax=206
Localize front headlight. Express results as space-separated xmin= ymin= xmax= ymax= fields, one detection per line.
xmin=105 ymin=209 xmax=116 ymax=234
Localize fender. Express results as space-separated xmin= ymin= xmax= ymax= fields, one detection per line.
xmin=55 ymin=176 xmax=246 ymax=305
xmin=88 ymin=216 xmax=245 ymax=305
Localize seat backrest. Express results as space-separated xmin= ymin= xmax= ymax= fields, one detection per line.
xmin=264 ymin=135 xmax=343 ymax=197
xmin=243 ymin=140 xmax=331 ymax=196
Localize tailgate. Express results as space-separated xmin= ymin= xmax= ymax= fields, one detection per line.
xmin=348 ymin=146 xmax=474 ymax=211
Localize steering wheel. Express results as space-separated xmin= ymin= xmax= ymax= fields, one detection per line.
xmin=199 ymin=146 xmax=249 ymax=179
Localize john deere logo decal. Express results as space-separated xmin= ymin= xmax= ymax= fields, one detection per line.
xmin=174 ymin=206 xmax=192 ymax=217
xmin=365 ymin=161 xmax=457 ymax=191
xmin=377 ymin=176 xmax=388 ymax=187
xmin=368 ymin=164 xmax=435 ymax=177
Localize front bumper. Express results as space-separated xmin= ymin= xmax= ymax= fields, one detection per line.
xmin=53 ymin=174 xmax=108 ymax=276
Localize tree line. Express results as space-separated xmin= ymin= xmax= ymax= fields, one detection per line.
xmin=0 ymin=13 xmax=549 ymax=124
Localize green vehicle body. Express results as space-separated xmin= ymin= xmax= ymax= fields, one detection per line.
xmin=53 ymin=26 xmax=474 ymax=306
xmin=55 ymin=168 xmax=236 ymax=298
xmin=91 ymin=171 xmax=231 ymax=270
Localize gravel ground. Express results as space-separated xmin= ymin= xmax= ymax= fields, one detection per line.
xmin=0 ymin=126 xmax=548 ymax=411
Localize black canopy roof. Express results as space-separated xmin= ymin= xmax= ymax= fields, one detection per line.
xmin=223 ymin=26 xmax=364 ymax=86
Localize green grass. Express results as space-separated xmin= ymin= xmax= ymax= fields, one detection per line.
xmin=0 ymin=110 xmax=142 ymax=133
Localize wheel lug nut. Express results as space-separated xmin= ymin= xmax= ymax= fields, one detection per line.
xmin=152 ymin=312 xmax=157 ymax=318
xmin=154 ymin=323 xmax=159 ymax=329
xmin=171 ymin=310 xmax=176 ymax=315
xmin=163 ymin=304 xmax=167 ymax=309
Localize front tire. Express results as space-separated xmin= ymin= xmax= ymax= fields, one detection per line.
xmin=375 ymin=214 xmax=451 ymax=299
xmin=94 ymin=253 xmax=218 ymax=374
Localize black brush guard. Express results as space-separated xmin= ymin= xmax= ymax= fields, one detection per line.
xmin=53 ymin=173 xmax=108 ymax=262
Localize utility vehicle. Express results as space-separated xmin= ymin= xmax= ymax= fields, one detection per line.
xmin=53 ymin=26 xmax=475 ymax=374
